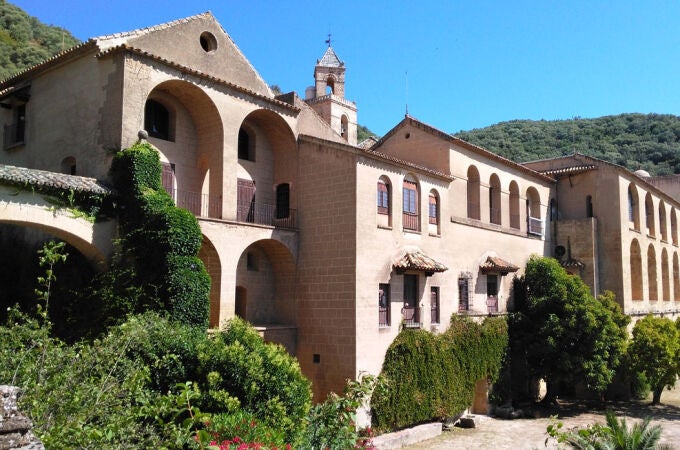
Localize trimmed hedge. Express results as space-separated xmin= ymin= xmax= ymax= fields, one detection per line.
xmin=371 ymin=316 xmax=508 ymax=432
xmin=107 ymin=141 xmax=210 ymax=328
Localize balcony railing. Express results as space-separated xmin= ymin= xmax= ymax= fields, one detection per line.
xmin=403 ymin=213 xmax=420 ymax=231
xmin=486 ymin=296 xmax=498 ymax=314
xmin=527 ymin=216 xmax=544 ymax=236
xmin=237 ymin=201 xmax=297 ymax=229
xmin=174 ymin=190 xmax=222 ymax=219
xmin=401 ymin=306 xmax=421 ymax=328
xmin=379 ymin=306 xmax=390 ymax=327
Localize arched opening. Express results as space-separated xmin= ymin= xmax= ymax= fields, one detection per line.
xmin=662 ymin=248 xmax=670 ymax=301
xmin=238 ymin=126 xmax=255 ymax=161
xmin=526 ymin=187 xmax=542 ymax=236
xmin=235 ymin=239 xmax=297 ymax=353
xmin=198 ymin=235 xmax=222 ymax=328
xmin=674 ymin=252 xmax=680 ymax=301
xmin=325 ymin=76 xmax=335 ymax=95
xmin=467 ymin=166 xmax=480 ymax=220
xmin=645 ymin=193 xmax=655 ymax=237
xmin=60 ymin=156 xmax=76 ymax=175
xmin=509 ymin=181 xmax=520 ymax=229
xmin=428 ymin=189 xmax=440 ymax=235
xmin=146 ymin=80 xmax=224 ymax=219
xmin=630 ymin=239 xmax=643 ymax=300
xmin=672 ymin=208 xmax=678 ymax=246
xmin=340 ymin=115 xmax=349 ymax=141
xmin=403 ymin=175 xmax=420 ymax=232
xmin=659 ymin=200 xmax=668 ymax=242
xmin=236 ymin=109 xmax=298 ymax=227
xmin=628 ymin=184 xmax=640 ymax=231
xmin=648 ymin=244 xmax=658 ymax=301
xmin=377 ymin=176 xmax=392 ymax=227
xmin=489 ymin=174 xmax=501 ymax=225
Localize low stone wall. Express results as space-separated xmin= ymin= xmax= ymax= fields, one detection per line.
xmin=0 ymin=386 xmax=43 ymax=450
xmin=372 ymin=422 xmax=442 ymax=449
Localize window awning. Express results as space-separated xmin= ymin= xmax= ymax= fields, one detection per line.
xmin=479 ymin=256 xmax=519 ymax=275
xmin=394 ymin=248 xmax=448 ymax=276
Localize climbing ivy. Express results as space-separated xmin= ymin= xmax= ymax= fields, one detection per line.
xmin=107 ymin=141 xmax=210 ymax=329
xmin=371 ymin=315 xmax=508 ymax=432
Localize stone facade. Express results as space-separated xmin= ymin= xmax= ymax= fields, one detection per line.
xmin=0 ymin=12 xmax=677 ymax=403
xmin=0 ymin=386 xmax=43 ymax=450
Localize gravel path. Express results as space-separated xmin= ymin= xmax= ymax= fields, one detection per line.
xmin=403 ymin=386 xmax=680 ymax=449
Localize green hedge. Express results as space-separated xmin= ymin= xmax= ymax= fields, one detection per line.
xmin=107 ymin=141 xmax=210 ymax=329
xmin=371 ymin=316 xmax=508 ymax=432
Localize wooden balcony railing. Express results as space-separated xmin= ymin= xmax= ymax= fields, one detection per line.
xmin=403 ymin=213 xmax=420 ymax=231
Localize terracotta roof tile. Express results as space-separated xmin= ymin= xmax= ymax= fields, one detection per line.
xmin=0 ymin=164 xmax=111 ymax=195
xmin=394 ymin=248 xmax=448 ymax=273
xmin=479 ymin=256 xmax=519 ymax=274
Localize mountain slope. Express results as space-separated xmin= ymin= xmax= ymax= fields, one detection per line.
xmin=0 ymin=0 xmax=80 ymax=80
xmin=454 ymin=113 xmax=680 ymax=176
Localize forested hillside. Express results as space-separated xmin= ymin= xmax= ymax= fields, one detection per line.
xmin=0 ymin=0 xmax=79 ymax=80
xmin=454 ymin=113 xmax=680 ymax=176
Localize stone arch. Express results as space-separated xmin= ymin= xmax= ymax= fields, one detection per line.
xmin=509 ymin=180 xmax=520 ymax=229
xmin=659 ymin=200 xmax=668 ymax=242
xmin=648 ymin=244 xmax=658 ymax=301
xmin=672 ymin=208 xmax=678 ymax=246
xmin=198 ymin=234 xmax=222 ymax=328
xmin=674 ymin=252 xmax=680 ymax=301
xmin=467 ymin=166 xmax=480 ymax=220
xmin=377 ymin=175 xmax=392 ymax=227
xmin=645 ymin=193 xmax=655 ymax=237
xmin=145 ymin=80 xmax=224 ymax=218
xmin=630 ymin=239 xmax=643 ymax=301
xmin=60 ymin=156 xmax=76 ymax=175
xmin=526 ymin=186 xmax=542 ymax=236
xmin=489 ymin=173 xmax=501 ymax=225
xmin=662 ymin=248 xmax=670 ymax=301
xmin=341 ymin=114 xmax=349 ymax=140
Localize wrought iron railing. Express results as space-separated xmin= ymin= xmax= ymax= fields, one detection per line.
xmin=401 ymin=306 xmax=421 ymax=328
xmin=174 ymin=190 xmax=222 ymax=219
xmin=379 ymin=306 xmax=390 ymax=327
xmin=237 ymin=201 xmax=297 ymax=229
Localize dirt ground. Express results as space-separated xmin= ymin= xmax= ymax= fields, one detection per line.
xmin=403 ymin=385 xmax=680 ymax=449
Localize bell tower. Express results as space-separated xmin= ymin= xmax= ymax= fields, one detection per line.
xmin=305 ymin=38 xmax=358 ymax=145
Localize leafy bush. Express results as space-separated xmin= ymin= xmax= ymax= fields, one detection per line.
xmin=371 ymin=316 xmax=507 ymax=432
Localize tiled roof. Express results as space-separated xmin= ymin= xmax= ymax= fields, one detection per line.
xmin=479 ymin=256 xmax=519 ymax=274
xmin=394 ymin=248 xmax=448 ymax=273
xmin=318 ymin=46 xmax=343 ymax=67
xmin=539 ymin=165 xmax=597 ymax=176
xmin=0 ymin=164 xmax=111 ymax=194
xmin=561 ymin=258 xmax=585 ymax=268
xmin=360 ymin=148 xmax=454 ymax=181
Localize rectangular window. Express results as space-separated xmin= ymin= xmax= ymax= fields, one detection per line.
xmin=377 ymin=181 xmax=389 ymax=215
xmin=379 ymin=283 xmax=390 ymax=327
xmin=486 ymin=274 xmax=498 ymax=313
xmin=458 ymin=277 xmax=471 ymax=311
xmin=4 ymin=104 xmax=26 ymax=149
xmin=430 ymin=286 xmax=440 ymax=324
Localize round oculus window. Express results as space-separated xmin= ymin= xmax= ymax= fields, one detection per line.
xmin=199 ymin=31 xmax=217 ymax=53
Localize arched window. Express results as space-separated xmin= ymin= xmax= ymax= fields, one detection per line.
xmin=645 ymin=193 xmax=655 ymax=237
xmin=509 ymin=181 xmax=520 ymax=229
xmin=659 ymin=200 xmax=668 ymax=242
xmin=662 ymin=248 xmax=670 ymax=301
xmin=586 ymin=195 xmax=593 ymax=218
xmin=672 ymin=208 xmax=678 ymax=246
xmin=489 ymin=174 xmax=501 ymax=225
xmin=238 ymin=127 xmax=255 ymax=161
xmin=325 ymin=76 xmax=335 ymax=95
xmin=467 ymin=166 xmax=480 ymax=220
xmin=61 ymin=156 xmax=76 ymax=175
xmin=428 ymin=190 xmax=440 ymax=235
xmin=526 ymin=187 xmax=542 ymax=236
xmin=377 ymin=178 xmax=390 ymax=215
xmin=403 ymin=176 xmax=420 ymax=232
xmin=628 ymin=184 xmax=640 ymax=231
xmin=630 ymin=239 xmax=643 ymax=300
xmin=648 ymin=244 xmax=658 ymax=301
xmin=144 ymin=99 xmax=171 ymax=141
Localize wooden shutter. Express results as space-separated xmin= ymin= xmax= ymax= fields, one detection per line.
xmin=161 ymin=162 xmax=174 ymax=196
xmin=237 ymin=178 xmax=256 ymax=222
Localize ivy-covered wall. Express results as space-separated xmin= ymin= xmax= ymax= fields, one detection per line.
xmin=371 ymin=315 xmax=508 ymax=432
xmin=109 ymin=141 xmax=210 ymax=329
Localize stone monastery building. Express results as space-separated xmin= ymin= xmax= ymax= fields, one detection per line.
xmin=0 ymin=12 xmax=679 ymax=399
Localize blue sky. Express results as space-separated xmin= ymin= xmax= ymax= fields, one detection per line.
xmin=12 ymin=0 xmax=680 ymax=137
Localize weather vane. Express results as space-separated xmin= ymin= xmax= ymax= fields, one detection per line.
xmin=325 ymin=33 xmax=332 ymax=47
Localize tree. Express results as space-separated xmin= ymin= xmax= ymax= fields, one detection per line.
xmin=511 ymin=256 xmax=628 ymax=402
xmin=628 ymin=315 xmax=680 ymax=404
